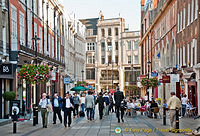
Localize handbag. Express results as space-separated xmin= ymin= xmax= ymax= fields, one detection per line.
xmin=46 ymin=99 xmax=52 ymax=112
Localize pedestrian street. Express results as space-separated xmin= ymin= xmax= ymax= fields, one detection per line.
xmin=0 ymin=110 xmax=198 ymax=136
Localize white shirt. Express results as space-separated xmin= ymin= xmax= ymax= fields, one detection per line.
xmin=144 ymin=96 xmax=148 ymax=101
xmin=39 ymin=98 xmax=50 ymax=108
xmin=127 ymin=102 xmax=132 ymax=109
xmin=130 ymin=103 xmax=136 ymax=108
xmin=181 ymin=97 xmax=188 ymax=105
xmin=66 ymin=98 xmax=72 ymax=108
xmin=80 ymin=97 xmax=85 ymax=104
xmin=54 ymin=98 xmax=59 ymax=107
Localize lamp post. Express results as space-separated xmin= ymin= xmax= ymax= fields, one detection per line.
xmin=112 ymin=61 xmax=114 ymax=89
xmin=32 ymin=33 xmax=40 ymax=125
xmin=81 ymin=70 xmax=84 ymax=83
xmin=147 ymin=60 xmax=151 ymax=101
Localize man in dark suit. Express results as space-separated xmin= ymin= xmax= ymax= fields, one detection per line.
xmin=52 ymin=92 xmax=62 ymax=124
xmin=114 ymin=86 xmax=124 ymax=123
xmin=62 ymin=93 xmax=74 ymax=127
xmin=95 ymin=92 xmax=105 ymax=120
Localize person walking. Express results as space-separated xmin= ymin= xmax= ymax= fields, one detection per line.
xmin=181 ymin=94 xmax=188 ymax=117
xmin=80 ymin=93 xmax=86 ymax=112
xmin=39 ymin=93 xmax=51 ymax=128
xmin=96 ymin=92 xmax=105 ymax=120
xmin=85 ymin=91 xmax=95 ymax=121
xmin=92 ymin=92 xmax=97 ymax=120
xmin=62 ymin=93 xmax=74 ymax=127
xmin=109 ymin=92 xmax=114 ymax=113
xmin=104 ymin=92 xmax=110 ymax=115
xmin=167 ymin=92 xmax=181 ymax=132
xmin=114 ymin=87 xmax=124 ymax=123
xmin=52 ymin=92 xmax=62 ymax=124
xmin=73 ymin=92 xmax=80 ymax=118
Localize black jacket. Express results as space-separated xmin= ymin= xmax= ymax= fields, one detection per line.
xmin=62 ymin=97 xmax=74 ymax=111
xmin=96 ymin=96 xmax=105 ymax=109
xmin=114 ymin=91 xmax=124 ymax=107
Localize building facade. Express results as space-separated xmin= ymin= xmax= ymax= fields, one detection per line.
xmin=140 ymin=0 xmax=200 ymax=114
xmin=65 ymin=19 xmax=86 ymax=92
xmin=0 ymin=0 xmax=66 ymax=119
xmin=81 ymin=13 xmax=140 ymax=93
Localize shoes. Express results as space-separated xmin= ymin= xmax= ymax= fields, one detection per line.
xmin=60 ymin=121 xmax=62 ymax=124
xmin=44 ymin=126 xmax=47 ymax=128
xmin=118 ymin=119 xmax=120 ymax=123
xmin=68 ymin=124 xmax=71 ymax=127
xmin=87 ymin=117 xmax=90 ymax=120
xmin=53 ymin=122 xmax=56 ymax=124
xmin=77 ymin=115 xmax=79 ymax=118
xmin=122 ymin=119 xmax=124 ymax=122
xmin=64 ymin=124 xmax=67 ymax=128
xmin=73 ymin=116 xmax=75 ymax=118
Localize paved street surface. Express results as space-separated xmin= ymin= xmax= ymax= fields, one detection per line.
xmin=0 ymin=110 xmax=199 ymax=136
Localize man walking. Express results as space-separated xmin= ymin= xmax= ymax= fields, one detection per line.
xmin=39 ymin=93 xmax=50 ymax=128
xmin=104 ymin=92 xmax=110 ymax=115
xmin=167 ymin=92 xmax=181 ymax=132
xmin=62 ymin=93 xmax=74 ymax=127
xmin=52 ymin=92 xmax=62 ymax=124
xmin=92 ymin=92 xmax=97 ymax=120
xmin=73 ymin=93 xmax=80 ymax=118
xmin=96 ymin=92 xmax=105 ymax=120
xmin=85 ymin=91 xmax=95 ymax=121
xmin=114 ymin=87 xmax=124 ymax=123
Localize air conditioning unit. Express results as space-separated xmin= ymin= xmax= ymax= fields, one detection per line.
xmin=2 ymin=6 xmax=8 ymax=13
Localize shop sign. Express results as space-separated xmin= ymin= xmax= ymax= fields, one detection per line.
xmin=64 ymin=77 xmax=70 ymax=84
xmin=170 ymin=74 xmax=180 ymax=82
xmin=0 ymin=64 xmax=13 ymax=75
xmin=162 ymin=76 xmax=170 ymax=83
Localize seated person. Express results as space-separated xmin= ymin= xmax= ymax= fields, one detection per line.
xmin=127 ymin=100 xmax=132 ymax=109
xmin=162 ymin=99 xmax=168 ymax=110
xmin=149 ymin=99 xmax=158 ymax=118
xmin=130 ymin=100 xmax=136 ymax=109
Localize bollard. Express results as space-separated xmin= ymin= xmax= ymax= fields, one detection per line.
xmin=35 ymin=106 xmax=38 ymax=124
xmin=13 ymin=109 xmax=17 ymax=133
xmin=163 ymin=106 xmax=166 ymax=125
xmin=33 ymin=105 xmax=36 ymax=126
xmin=175 ymin=107 xmax=179 ymax=133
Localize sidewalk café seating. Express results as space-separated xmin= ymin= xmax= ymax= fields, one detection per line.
xmin=186 ymin=107 xmax=197 ymax=117
xmin=131 ymin=108 xmax=137 ymax=116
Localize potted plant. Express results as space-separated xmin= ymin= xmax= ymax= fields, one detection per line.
xmin=2 ymin=91 xmax=16 ymax=118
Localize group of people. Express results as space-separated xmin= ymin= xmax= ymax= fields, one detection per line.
xmin=38 ymin=89 xmax=187 ymax=133
xmin=38 ymin=87 xmax=126 ymax=128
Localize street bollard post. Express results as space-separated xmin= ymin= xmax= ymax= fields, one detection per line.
xmin=33 ymin=104 xmax=36 ymax=126
xmin=35 ymin=106 xmax=38 ymax=124
xmin=163 ymin=106 xmax=166 ymax=125
xmin=13 ymin=109 xmax=17 ymax=133
xmin=175 ymin=107 xmax=179 ymax=133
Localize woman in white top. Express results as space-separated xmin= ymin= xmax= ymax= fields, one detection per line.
xmin=181 ymin=94 xmax=188 ymax=117
xmin=80 ymin=93 xmax=86 ymax=112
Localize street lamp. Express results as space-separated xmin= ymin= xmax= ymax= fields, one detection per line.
xmin=147 ymin=60 xmax=151 ymax=101
xmin=81 ymin=70 xmax=84 ymax=82
xmin=32 ymin=33 xmax=40 ymax=125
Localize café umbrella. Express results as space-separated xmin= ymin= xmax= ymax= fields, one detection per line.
xmin=70 ymin=86 xmax=89 ymax=92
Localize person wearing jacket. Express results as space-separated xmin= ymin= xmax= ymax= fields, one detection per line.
xmin=62 ymin=93 xmax=74 ymax=127
xmin=52 ymin=92 xmax=62 ymax=124
xmin=96 ymin=92 xmax=105 ymax=120
xmin=85 ymin=91 xmax=95 ymax=121
xmin=114 ymin=87 xmax=124 ymax=123
xmin=104 ymin=92 xmax=110 ymax=115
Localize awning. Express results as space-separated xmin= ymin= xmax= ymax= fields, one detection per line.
xmin=182 ymin=68 xmax=195 ymax=80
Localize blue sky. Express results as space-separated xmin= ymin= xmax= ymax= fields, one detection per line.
xmin=61 ymin=0 xmax=141 ymax=31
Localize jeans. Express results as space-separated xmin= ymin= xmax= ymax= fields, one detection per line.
xmin=81 ymin=103 xmax=85 ymax=112
xmin=86 ymin=108 xmax=93 ymax=120
xmin=92 ymin=107 xmax=95 ymax=119
xmin=73 ymin=104 xmax=79 ymax=116
xmin=182 ymin=104 xmax=186 ymax=116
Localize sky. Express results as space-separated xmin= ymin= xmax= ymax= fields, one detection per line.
xmin=60 ymin=0 xmax=141 ymax=31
